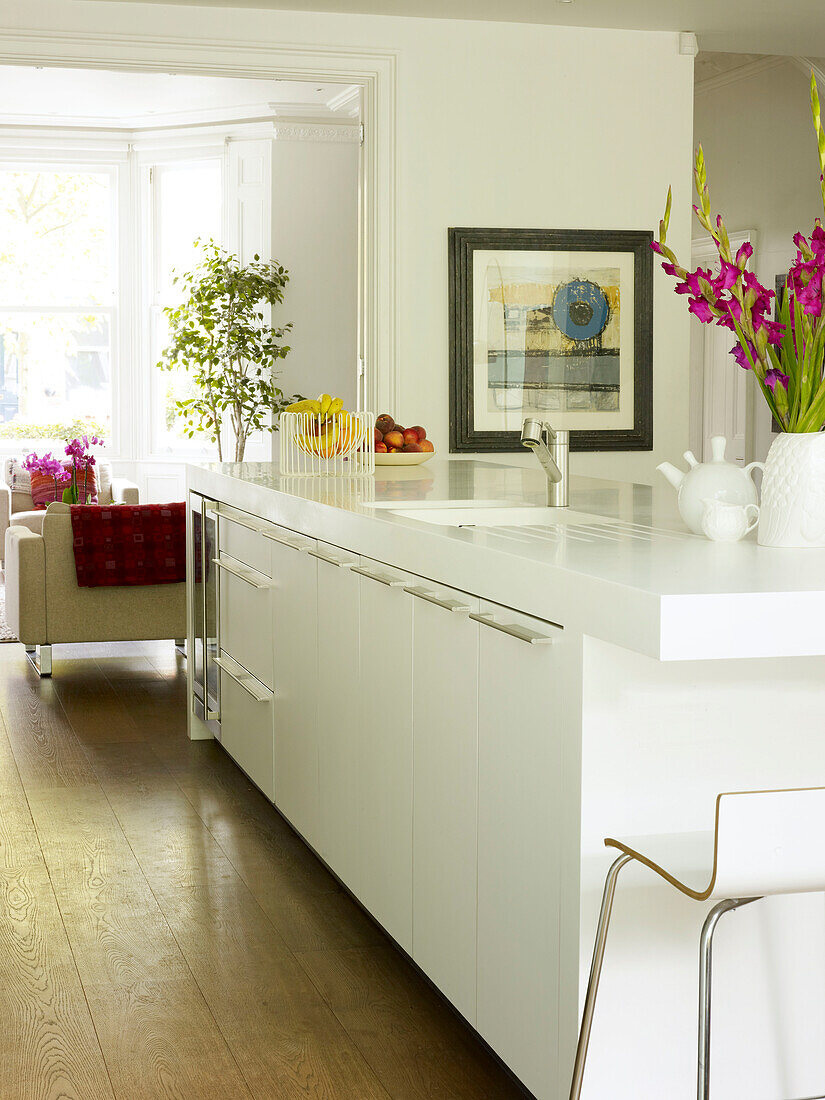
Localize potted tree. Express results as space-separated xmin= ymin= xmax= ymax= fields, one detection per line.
xmin=158 ymin=239 xmax=301 ymax=462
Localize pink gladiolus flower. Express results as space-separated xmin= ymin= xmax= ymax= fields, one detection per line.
xmin=715 ymin=297 xmax=743 ymax=330
xmin=752 ymin=313 xmax=785 ymax=345
xmin=713 ymin=260 xmax=740 ymax=292
xmin=688 ymin=297 xmax=715 ymax=323
xmin=730 ymin=342 xmax=756 ymax=370
xmin=765 ymin=368 xmax=790 ymax=391
xmin=735 ymin=241 xmax=754 ymax=268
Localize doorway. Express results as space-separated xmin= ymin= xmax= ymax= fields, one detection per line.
xmin=0 ymin=54 xmax=382 ymax=497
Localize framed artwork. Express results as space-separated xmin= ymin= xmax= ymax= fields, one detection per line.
xmin=449 ymin=227 xmax=654 ymax=452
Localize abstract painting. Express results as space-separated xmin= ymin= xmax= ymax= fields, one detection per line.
xmin=449 ymin=228 xmax=653 ymax=452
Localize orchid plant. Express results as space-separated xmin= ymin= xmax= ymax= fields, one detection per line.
xmin=654 ymin=71 xmax=825 ymax=434
xmin=63 ymin=434 xmax=104 ymax=505
xmin=22 ymin=451 xmax=71 ymax=501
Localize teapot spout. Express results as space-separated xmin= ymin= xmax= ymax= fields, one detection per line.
xmin=656 ymin=461 xmax=685 ymax=491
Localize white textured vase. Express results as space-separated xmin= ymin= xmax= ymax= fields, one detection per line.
xmin=758 ymin=432 xmax=825 ymax=547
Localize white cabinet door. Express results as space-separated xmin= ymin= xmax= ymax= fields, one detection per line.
xmin=218 ymin=653 xmax=275 ymax=800
xmin=355 ymin=558 xmax=414 ymax=952
xmin=410 ymin=581 xmax=480 ymax=1024
xmin=217 ymin=555 xmax=274 ymax=690
xmin=475 ymin=601 xmax=564 ymax=1100
xmin=271 ymin=533 xmax=320 ymax=847
xmin=313 ymin=541 xmax=361 ymax=890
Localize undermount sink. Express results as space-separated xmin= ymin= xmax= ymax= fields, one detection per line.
xmin=389 ymin=506 xmax=608 ymax=528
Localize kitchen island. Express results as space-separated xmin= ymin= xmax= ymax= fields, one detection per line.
xmin=186 ymin=458 xmax=825 ymax=1100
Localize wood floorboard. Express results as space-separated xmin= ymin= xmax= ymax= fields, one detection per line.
xmin=0 ymin=640 xmax=526 ymax=1100
xmin=0 ymin=710 xmax=114 ymax=1099
xmin=24 ymin=782 xmax=255 ymax=1099
xmin=0 ymin=656 xmax=100 ymax=790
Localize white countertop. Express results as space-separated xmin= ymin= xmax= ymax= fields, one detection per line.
xmin=187 ymin=457 xmax=825 ymax=661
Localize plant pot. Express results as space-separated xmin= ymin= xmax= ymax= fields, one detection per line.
xmin=758 ymin=431 xmax=825 ymax=547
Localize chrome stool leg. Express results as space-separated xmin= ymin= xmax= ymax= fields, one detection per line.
xmin=569 ymin=853 xmax=634 ymax=1100
xmin=697 ymin=896 xmax=761 ymax=1100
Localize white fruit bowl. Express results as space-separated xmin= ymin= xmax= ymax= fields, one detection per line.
xmin=374 ymin=450 xmax=434 ymax=466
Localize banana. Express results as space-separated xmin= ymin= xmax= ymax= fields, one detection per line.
xmin=286 ymin=398 xmax=321 ymax=416
xmin=318 ymin=393 xmax=333 ymax=421
xmin=327 ymin=397 xmax=344 ymax=419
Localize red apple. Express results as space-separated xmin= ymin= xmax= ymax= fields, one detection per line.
xmin=402 ymin=442 xmax=424 ymax=453
xmin=375 ymin=441 xmax=388 ymax=453
xmin=383 ymin=430 xmax=404 ymax=450
xmin=409 ymin=425 xmax=426 ymax=440
xmin=375 ymin=414 xmax=395 ymax=435
xmin=420 ymin=439 xmax=434 ymax=452
xmin=402 ymin=428 xmax=420 ymax=447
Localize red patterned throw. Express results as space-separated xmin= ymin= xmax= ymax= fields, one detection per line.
xmin=70 ymin=503 xmax=186 ymax=588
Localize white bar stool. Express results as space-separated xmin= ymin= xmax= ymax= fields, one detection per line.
xmin=570 ymin=787 xmax=825 ymax=1100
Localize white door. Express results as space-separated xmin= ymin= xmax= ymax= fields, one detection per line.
xmin=410 ymin=581 xmax=480 ymax=1024
xmin=475 ymin=601 xmax=564 ymax=1100
xmin=314 ymin=542 xmax=361 ymax=890
xmin=271 ymin=532 xmax=320 ymax=846
xmin=355 ymin=558 xmax=414 ymax=951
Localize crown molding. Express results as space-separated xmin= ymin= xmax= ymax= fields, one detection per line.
xmin=695 ymin=54 xmax=788 ymax=96
xmin=0 ymin=98 xmax=362 ymax=132
xmin=326 ymin=85 xmax=361 ymax=117
xmin=273 ymin=121 xmax=359 ymax=143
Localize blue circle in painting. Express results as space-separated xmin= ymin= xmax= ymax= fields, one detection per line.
xmin=552 ymin=279 xmax=610 ymax=341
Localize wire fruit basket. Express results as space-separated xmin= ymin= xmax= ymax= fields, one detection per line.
xmin=280 ymin=411 xmax=375 ymax=476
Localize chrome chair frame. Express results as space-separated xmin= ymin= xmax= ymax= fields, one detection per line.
xmin=569 ymin=855 xmax=824 ymax=1100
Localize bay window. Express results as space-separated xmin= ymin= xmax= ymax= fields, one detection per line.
xmin=0 ymin=144 xmax=226 ymax=462
xmin=0 ymin=166 xmax=116 ymax=447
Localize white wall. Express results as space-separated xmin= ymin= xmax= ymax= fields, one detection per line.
xmin=694 ymin=59 xmax=824 ymax=460
xmin=271 ymin=133 xmax=359 ymax=419
xmin=1 ymin=0 xmax=695 ymax=485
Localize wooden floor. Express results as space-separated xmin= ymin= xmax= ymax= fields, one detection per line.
xmin=0 ymin=639 xmax=526 ymax=1100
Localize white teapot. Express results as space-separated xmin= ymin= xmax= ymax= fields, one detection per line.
xmin=657 ymin=436 xmax=763 ymax=535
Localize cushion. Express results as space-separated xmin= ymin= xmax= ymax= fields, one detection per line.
xmin=5 ymin=458 xmax=31 ymax=495
xmin=10 ymin=509 xmax=46 ymax=533
xmin=30 ymin=471 xmax=69 ymax=509
xmin=8 ymin=457 xmax=103 ymax=508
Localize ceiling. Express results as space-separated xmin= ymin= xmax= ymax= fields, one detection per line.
xmin=79 ymin=0 xmax=825 ymax=56
xmin=0 ymin=65 xmax=360 ymax=128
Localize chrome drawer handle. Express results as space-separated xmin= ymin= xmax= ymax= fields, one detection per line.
xmin=262 ymin=530 xmax=306 ymax=550
xmin=212 ymin=557 xmax=272 ymax=590
xmin=308 ymin=548 xmax=356 ymax=568
xmin=214 ymin=656 xmax=272 ymax=702
xmin=407 ymin=586 xmax=471 ymax=613
xmin=469 ymin=612 xmax=557 ymax=645
xmin=351 ymin=565 xmax=408 ymax=587
xmin=209 ymin=503 xmax=304 ymax=549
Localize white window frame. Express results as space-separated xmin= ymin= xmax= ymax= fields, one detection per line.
xmin=136 ymin=144 xmax=226 ymax=462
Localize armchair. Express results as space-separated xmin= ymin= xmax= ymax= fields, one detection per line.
xmin=5 ymin=502 xmax=185 ymax=676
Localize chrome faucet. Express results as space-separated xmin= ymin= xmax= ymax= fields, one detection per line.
xmin=520 ymin=418 xmax=569 ymax=507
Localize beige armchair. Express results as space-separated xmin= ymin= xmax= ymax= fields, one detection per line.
xmin=5 ymin=502 xmax=186 ymax=676
xmin=0 ymin=459 xmax=139 ymax=557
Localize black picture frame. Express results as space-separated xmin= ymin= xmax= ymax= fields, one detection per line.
xmin=448 ymin=227 xmax=654 ymax=452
